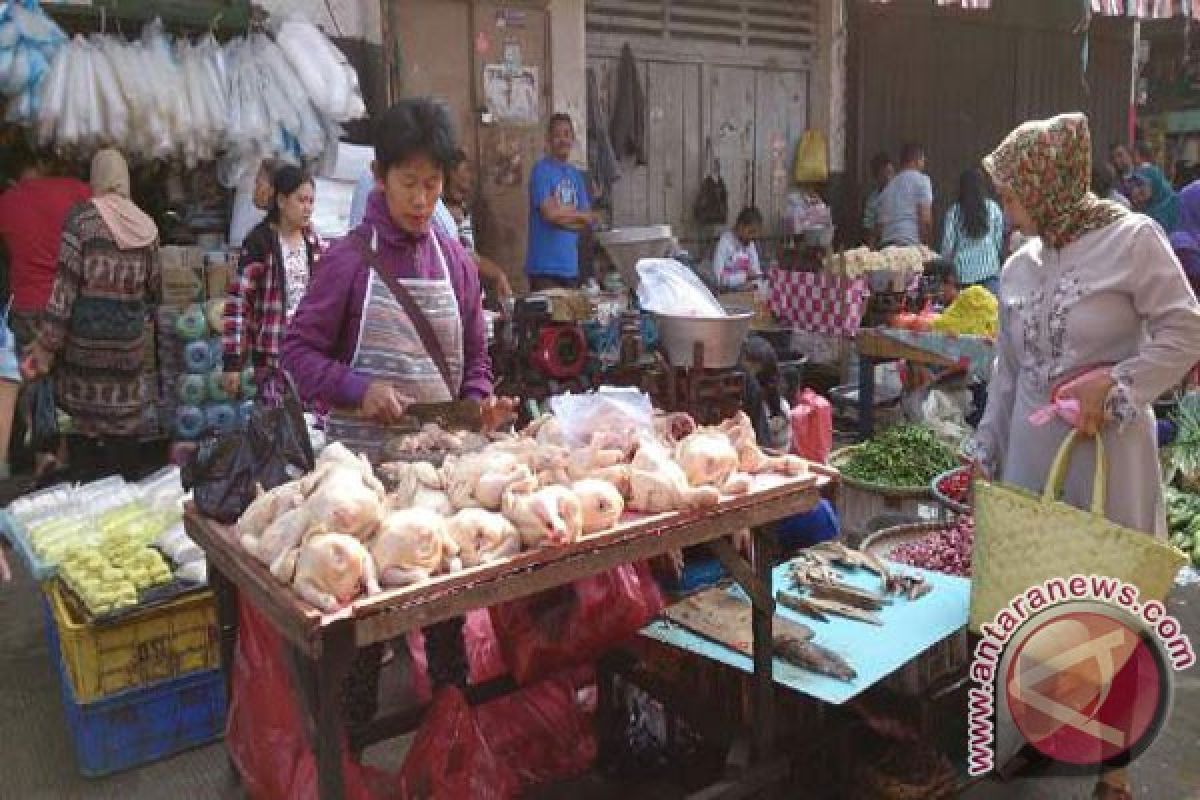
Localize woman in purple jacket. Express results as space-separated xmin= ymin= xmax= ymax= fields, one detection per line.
xmin=282 ymin=98 xmax=513 ymax=460
xmin=1169 ymin=180 xmax=1200 ymax=298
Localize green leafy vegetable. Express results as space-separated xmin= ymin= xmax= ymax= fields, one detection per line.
xmin=839 ymin=425 xmax=959 ymax=488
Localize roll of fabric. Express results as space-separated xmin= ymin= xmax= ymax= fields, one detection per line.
xmin=206 ymin=298 xmax=225 ymax=335
xmin=241 ymin=368 xmax=257 ymax=399
xmin=175 ymin=304 xmax=209 ymax=342
xmin=207 ymin=368 xmax=230 ymax=402
xmin=175 ymin=405 xmax=207 ymax=439
xmin=184 ymin=339 xmax=212 ymax=374
xmin=205 ymin=403 xmax=238 ymax=435
xmin=237 ymin=400 xmax=256 ymax=428
xmin=177 ymin=373 xmax=207 ymax=406
xmin=208 ymin=338 xmax=223 ymax=370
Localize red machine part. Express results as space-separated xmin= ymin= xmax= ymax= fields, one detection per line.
xmin=530 ymin=323 xmax=587 ymax=379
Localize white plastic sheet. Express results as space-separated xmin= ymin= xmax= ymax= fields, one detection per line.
xmin=548 ymin=388 xmax=655 ymax=448
xmin=635 ymin=258 xmax=726 ymax=318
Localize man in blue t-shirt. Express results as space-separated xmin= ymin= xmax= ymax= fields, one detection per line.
xmin=525 ymin=113 xmax=598 ymax=290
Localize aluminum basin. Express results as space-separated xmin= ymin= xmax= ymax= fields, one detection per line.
xmin=652 ymin=305 xmax=752 ymax=369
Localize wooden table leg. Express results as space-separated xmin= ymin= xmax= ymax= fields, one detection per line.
xmin=210 ymin=566 xmax=239 ymax=711
xmin=289 ymin=623 xmax=357 ymax=800
xmin=750 ymin=525 xmax=778 ymax=765
xmin=424 ymin=615 xmax=469 ymax=689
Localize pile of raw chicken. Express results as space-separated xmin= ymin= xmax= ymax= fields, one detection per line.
xmin=236 ymin=410 xmax=808 ymax=612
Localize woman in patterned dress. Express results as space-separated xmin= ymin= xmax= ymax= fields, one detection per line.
xmin=23 ymin=149 xmax=161 ymax=480
xmin=968 ymin=113 xmax=1200 ymax=800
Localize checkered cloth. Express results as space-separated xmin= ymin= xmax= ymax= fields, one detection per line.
xmin=768 ymin=269 xmax=870 ymax=336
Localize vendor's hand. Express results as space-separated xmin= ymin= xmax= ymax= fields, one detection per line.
xmin=221 ymin=371 xmax=242 ymax=398
xmin=362 ymin=382 xmax=413 ymax=425
xmin=494 ymin=274 xmax=514 ymax=301
xmin=479 ymin=395 xmax=518 ymax=433
xmin=1056 ymin=370 xmax=1116 ymax=437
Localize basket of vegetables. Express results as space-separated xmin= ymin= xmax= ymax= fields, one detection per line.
xmin=862 ymin=517 xmax=975 ymax=577
xmin=830 ymin=425 xmax=960 ymax=495
xmin=1167 ymin=392 xmax=1200 ymax=493
xmin=930 ymin=467 xmax=971 ymax=515
xmin=1166 ymin=486 xmax=1200 ymax=569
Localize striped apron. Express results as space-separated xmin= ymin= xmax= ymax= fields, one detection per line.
xmin=325 ymin=230 xmax=464 ymax=462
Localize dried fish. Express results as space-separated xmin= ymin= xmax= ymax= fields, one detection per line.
xmin=777 ymin=591 xmax=882 ymax=626
xmin=773 ymin=633 xmax=856 ymax=682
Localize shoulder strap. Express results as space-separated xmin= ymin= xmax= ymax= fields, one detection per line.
xmin=350 ymin=232 xmax=457 ymax=396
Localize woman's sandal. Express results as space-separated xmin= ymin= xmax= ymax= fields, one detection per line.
xmin=1093 ymin=777 xmax=1133 ymax=800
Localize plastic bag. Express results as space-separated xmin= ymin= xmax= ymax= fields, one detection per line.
xmin=474 ymin=667 xmax=597 ymax=791
xmin=635 ymin=258 xmax=726 ymax=317
xmin=548 ymin=387 xmax=654 ymax=449
xmin=182 ymin=372 xmax=314 ymax=523
xmin=227 ymin=598 xmax=392 ymax=800
xmin=398 ymin=687 xmax=520 ymax=800
xmin=789 ymin=389 xmax=833 ymax=463
xmin=405 ymin=609 xmax=509 ymax=703
xmin=489 ymin=563 xmax=664 ymax=685
xmin=793 ymin=129 xmax=829 ymax=184
xmin=1028 ymin=365 xmax=1116 ymax=432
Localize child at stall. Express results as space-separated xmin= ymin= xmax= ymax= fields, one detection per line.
xmin=713 ymin=207 xmax=764 ymax=291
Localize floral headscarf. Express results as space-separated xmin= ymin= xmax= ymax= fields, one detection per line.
xmin=982 ymin=113 xmax=1126 ymax=250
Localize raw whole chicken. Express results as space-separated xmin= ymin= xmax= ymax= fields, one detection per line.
xmin=502 ymin=479 xmax=584 ymax=549
xmin=567 ymin=445 xmax=628 ymax=482
xmin=444 ymin=450 xmax=535 ymax=511
xmin=243 ymin=505 xmax=313 ymax=567
xmin=446 ymin=509 xmax=521 ymax=567
xmin=272 ymin=530 xmax=380 ymax=613
xmin=310 ymin=442 xmax=388 ymax=496
xmin=654 ymin=411 xmax=697 ymax=446
xmin=382 ymin=462 xmax=455 ymax=516
xmin=572 ymin=479 xmax=625 ymax=535
xmin=628 ymin=435 xmax=720 ymax=513
xmin=522 ymin=413 xmax=566 ymax=447
xmin=675 ymin=430 xmax=743 ymax=492
xmin=371 ymin=508 xmax=462 ymax=587
xmin=718 ymin=413 xmax=808 ymax=477
xmin=302 ymin=464 xmax=386 ymax=540
xmin=237 ymin=481 xmax=305 ymax=541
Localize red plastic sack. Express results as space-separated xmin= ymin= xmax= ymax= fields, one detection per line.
xmin=406 ymin=609 xmax=508 ymax=703
xmin=226 ymin=597 xmax=393 ymax=800
xmin=489 ymin=562 xmax=663 ymax=685
xmin=398 ymin=687 xmax=521 ymax=800
xmin=790 ymin=388 xmax=833 ymax=463
xmin=475 ymin=666 xmax=598 ymax=792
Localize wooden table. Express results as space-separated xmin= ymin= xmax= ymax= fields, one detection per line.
xmin=856 ymin=328 xmax=959 ymax=439
xmin=185 ymin=470 xmax=831 ymax=800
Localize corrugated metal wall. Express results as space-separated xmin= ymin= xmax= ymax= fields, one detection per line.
xmin=850 ymin=1 xmax=1134 ymax=240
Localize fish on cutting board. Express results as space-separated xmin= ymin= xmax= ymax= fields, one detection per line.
xmin=773 ymin=633 xmax=857 ymax=682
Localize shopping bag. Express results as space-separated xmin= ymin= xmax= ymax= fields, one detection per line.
xmin=489 ymin=562 xmax=663 ymax=685
xmin=182 ymin=370 xmax=314 ymax=523
xmin=970 ymin=431 xmax=1186 ymax=632
xmin=792 ymin=129 xmax=829 ymax=184
xmin=789 ymin=388 xmax=832 ymax=463
xmin=27 ymin=378 xmax=58 ymax=452
xmin=693 ymin=137 xmax=728 ymax=225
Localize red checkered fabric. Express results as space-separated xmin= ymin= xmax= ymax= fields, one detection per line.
xmin=768 ymin=270 xmax=869 ymax=336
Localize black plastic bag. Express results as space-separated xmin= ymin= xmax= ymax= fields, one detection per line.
xmin=28 ymin=378 xmax=58 ymax=453
xmin=183 ymin=372 xmax=314 ymax=524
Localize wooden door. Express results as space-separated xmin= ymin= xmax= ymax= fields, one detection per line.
xmin=753 ymin=70 xmax=808 ymax=242
xmin=470 ymin=1 xmax=551 ymax=291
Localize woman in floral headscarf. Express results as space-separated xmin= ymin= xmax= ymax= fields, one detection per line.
xmin=967 ymin=113 xmax=1200 ymax=800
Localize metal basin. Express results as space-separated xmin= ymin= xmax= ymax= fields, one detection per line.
xmin=595 ymin=225 xmax=674 ymax=289
xmin=652 ymin=305 xmax=752 ymax=369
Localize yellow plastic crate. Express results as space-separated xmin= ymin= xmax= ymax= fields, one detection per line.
xmin=45 ymin=579 xmax=219 ymax=704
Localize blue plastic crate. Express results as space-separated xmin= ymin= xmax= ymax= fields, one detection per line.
xmin=43 ymin=594 xmax=226 ymax=777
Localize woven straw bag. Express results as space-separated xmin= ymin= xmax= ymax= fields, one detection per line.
xmin=970 ymin=431 xmax=1186 ymax=633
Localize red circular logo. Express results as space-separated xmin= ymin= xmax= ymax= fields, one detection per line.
xmin=1003 ymin=607 xmax=1170 ymax=766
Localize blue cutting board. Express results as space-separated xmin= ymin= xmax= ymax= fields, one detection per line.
xmin=641 ymin=561 xmax=969 ymax=705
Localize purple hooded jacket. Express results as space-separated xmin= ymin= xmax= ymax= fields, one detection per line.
xmin=1168 ymin=180 xmax=1200 ymax=297
xmin=281 ymin=191 xmax=494 ymax=409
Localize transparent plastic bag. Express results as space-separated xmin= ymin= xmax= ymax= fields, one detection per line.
xmin=636 ymin=258 xmax=726 ymax=317
xmin=548 ymin=387 xmax=654 ymax=448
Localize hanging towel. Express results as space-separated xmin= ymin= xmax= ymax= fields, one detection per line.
xmin=609 ymin=44 xmax=646 ymax=165
xmin=587 ymin=67 xmax=621 ymax=201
